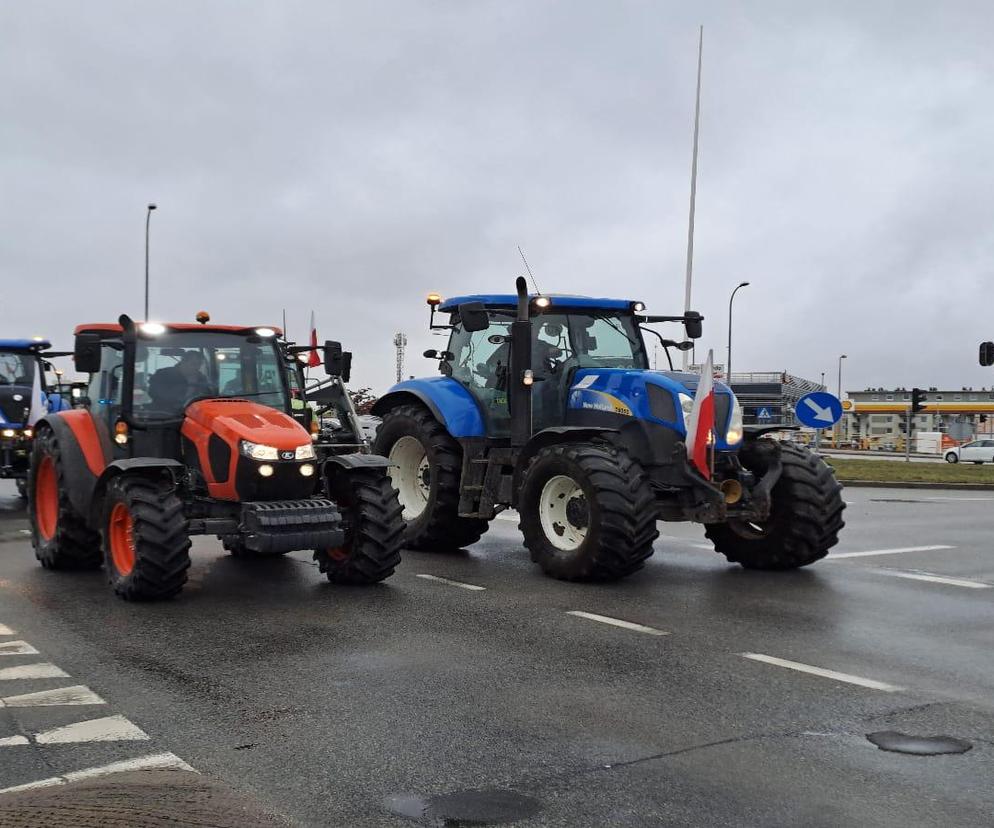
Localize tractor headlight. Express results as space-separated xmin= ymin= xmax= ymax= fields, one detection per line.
xmin=1 ymin=428 xmax=15 ymax=438
xmin=240 ymin=440 xmax=279 ymax=461
xmin=726 ymin=398 xmax=744 ymax=445
xmin=299 ymin=463 xmax=315 ymax=477
xmin=678 ymin=393 xmax=694 ymax=422
xmin=295 ymin=443 xmax=316 ymax=460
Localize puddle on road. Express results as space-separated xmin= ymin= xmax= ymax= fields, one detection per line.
xmin=867 ymin=730 xmax=973 ymax=756
xmin=385 ymin=788 xmax=541 ymax=826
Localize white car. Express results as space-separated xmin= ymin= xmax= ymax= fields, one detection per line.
xmin=945 ymin=439 xmax=994 ymax=464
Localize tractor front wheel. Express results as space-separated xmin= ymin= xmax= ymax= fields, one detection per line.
xmin=705 ymin=442 xmax=845 ymax=570
xmin=29 ymin=428 xmax=102 ymax=570
xmin=315 ymin=468 xmax=404 ymax=584
xmin=373 ymin=404 xmax=488 ymax=551
xmin=102 ymin=476 xmax=191 ymax=600
xmin=519 ymin=443 xmax=659 ymax=581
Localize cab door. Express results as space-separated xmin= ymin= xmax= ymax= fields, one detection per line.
xmin=446 ymin=315 xmax=512 ymax=437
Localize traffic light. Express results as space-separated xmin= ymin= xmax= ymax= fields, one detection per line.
xmin=981 ymin=342 xmax=994 ymax=366
xmin=911 ymin=387 xmax=927 ymax=413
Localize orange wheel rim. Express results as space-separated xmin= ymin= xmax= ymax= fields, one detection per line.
xmin=35 ymin=457 xmax=58 ymax=541
xmin=108 ymin=503 xmax=136 ymax=576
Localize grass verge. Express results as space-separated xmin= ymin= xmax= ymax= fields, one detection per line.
xmin=825 ymin=457 xmax=994 ymax=485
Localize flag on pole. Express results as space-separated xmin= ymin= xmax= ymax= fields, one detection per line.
xmin=685 ymin=349 xmax=716 ymax=477
xmin=307 ymin=311 xmax=321 ymax=368
xmin=27 ymin=363 xmax=46 ymax=426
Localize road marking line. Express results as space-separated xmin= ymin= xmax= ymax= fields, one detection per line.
xmin=0 ymin=752 xmax=195 ymax=794
xmin=415 ymin=574 xmax=486 ymax=591
xmin=740 ymin=653 xmax=903 ymax=691
xmin=0 ymin=736 xmax=29 ymax=747
xmin=0 ymin=663 xmax=70 ymax=681
xmin=0 ymin=641 xmax=39 ymax=656
xmin=34 ymin=714 xmax=150 ymax=744
xmin=567 ymin=611 xmax=669 ymax=636
xmin=495 ymin=513 xmax=518 ymax=523
xmin=829 ymin=545 xmax=953 ymax=560
xmin=0 ymin=625 xmax=14 ymax=636
xmin=876 ymin=570 xmax=991 ymax=589
xmin=0 ymin=685 xmax=105 ymax=708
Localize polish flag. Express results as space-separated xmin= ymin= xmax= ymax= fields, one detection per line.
xmin=685 ymin=349 xmax=716 ymax=477
xmin=307 ymin=311 xmax=321 ymax=368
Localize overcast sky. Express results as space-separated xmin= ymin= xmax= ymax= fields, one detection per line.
xmin=2 ymin=1 xmax=992 ymax=395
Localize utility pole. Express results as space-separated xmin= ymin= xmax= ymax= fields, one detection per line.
xmin=836 ymin=354 xmax=847 ymax=447
xmin=682 ymin=25 xmax=704 ymax=370
xmin=144 ymin=203 xmax=157 ymax=319
xmin=393 ymin=333 xmax=407 ymax=384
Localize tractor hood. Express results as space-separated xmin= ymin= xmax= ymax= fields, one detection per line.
xmin=568 ymin=368 xmax=738 ymax=448
xmin=184 ymin=399 xmax=311 ymax=450
xmin=0 ymin=385 xmax=31 ymax=427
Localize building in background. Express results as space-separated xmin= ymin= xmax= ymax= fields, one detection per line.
xmin=725 ymin=372 xmax=825 ymax=427
xmin=843 ymin=387 xmax=994 ymax=447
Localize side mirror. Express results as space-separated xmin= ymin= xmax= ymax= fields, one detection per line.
xmin=73 ymin=332 xmax=102 ymax=374
xmin=684 ymin=311 xmax=703 ymax=340
xmin=981 ymin=342 xmax=994 ymax=367
xmin=458 ymin=302 xmax=489 ymax=333
xmin=323 ymin=340 xmax=343 ymax=377
xmin=340 ymin=352 xmax=352 ymax=384
xmin=423 ymin=349 xmax=438 ymax=359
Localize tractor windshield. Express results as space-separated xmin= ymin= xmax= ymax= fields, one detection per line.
xmin=0 ymin=352 xmax=36 ymax=387
xmin=131 ymin=331 xmax=288 ymax=421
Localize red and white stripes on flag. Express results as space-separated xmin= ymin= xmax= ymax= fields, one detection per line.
xmin=307 ymin=311 xmax=321 ymax=368
xmin=685 ymin=349 xmax=716 ymax=477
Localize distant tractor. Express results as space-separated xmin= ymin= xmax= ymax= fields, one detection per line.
xmin=28 ymin=316 xmax=403 ymax=600
xmin=0 ymin=339 xmax=72 ymax=499
xmin=373 ymin=279 xmax=845 ymax=581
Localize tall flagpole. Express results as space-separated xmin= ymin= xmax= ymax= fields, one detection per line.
xmin=682 ymin=25 xmax=704 ymax=370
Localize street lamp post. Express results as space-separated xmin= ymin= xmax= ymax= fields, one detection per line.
xmin=836 ymin=354 xmax=847 ymax=446
xmin=144 ymin=203 xmax=157 ymax=319
xmin=726 ymin=281 xmax=750 ymax=382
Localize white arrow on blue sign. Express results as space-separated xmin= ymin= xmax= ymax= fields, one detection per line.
xmin=795 ymin=391 xmax=843 ymax=429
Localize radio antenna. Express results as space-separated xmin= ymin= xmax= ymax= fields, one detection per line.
xmin=517 ymin=245 xmax=541 ymax=294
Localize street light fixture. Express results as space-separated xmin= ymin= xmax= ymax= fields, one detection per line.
xmin=145 ymin=203 xmax=157 ymax=320
xmin=726 ymin=281 xmax=750 ymax=382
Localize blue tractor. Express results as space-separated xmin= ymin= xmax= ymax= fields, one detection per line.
xmin=372 ymin=278 xmax=845 ymax=581
xmin=0 ymin=339 xmax=71 ymax=499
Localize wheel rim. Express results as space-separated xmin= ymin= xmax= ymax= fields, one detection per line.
xmin=538 ymin=475 xmax=589 ymax=551
xmin=388 ymin=436 xmax=430 ymax=520
xmin=34 ymin=457 xmax=58 ymax=541
xmin=108 ymin=502 xmax=136 ymax=576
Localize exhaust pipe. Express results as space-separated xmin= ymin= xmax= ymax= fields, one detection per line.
xmin=720 ymin=479 xmax=743 ymax=505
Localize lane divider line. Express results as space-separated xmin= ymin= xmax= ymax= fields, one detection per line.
xmin=567 ymin=611 xmax=668 ymax=636
xmin=0 ymin=685 xmax=105 ymax=708
xmin=0 ymin=736 xmax=29 ymax=747
xmin=33 ymin=714 xmax=150 ymax=745
xmin=740 ymin=653 xmax=903 ymax=692
xmin=0 ymin=625 xmax=14 ymax=636
xmin=0 ymin=642 xmax=39 ymax=657
xmin=0 ymin=663 xmax=70 ymax=681
xmin=0 ymin=752 xmax=195 ymax=794
xmin=415 ymin=574 xmax=486 ymax=591
xmin=874 ymin=570 xmax=991 ymax=590
xmin=829 ymin=545 xmax=953 ymax=560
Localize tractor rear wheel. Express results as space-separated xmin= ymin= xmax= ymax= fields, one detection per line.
xmin=102 ymin=476 xmax=191 ymax=600
xmin=315 ymin=468 xmax=404 ymax=584
xmin=373 ymin=404 xmax=488 ymax=551
xmin=519 ymin=443 xmax=659 ymax=581
xmin=705 ymin=442 xmax=845 ymax=570
xmin=28 ymin=429 xmax=102 ymax=570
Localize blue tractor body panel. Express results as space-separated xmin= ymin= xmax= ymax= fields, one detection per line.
xmin=375 ymin=377 xmax=486 ymax=438
xmin=568 ymin=369 xmax=738 ymax=451
xmin=439 ymin=295 xmax=637 ymax=312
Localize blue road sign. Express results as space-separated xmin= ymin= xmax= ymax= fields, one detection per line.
xmin=756 ymin=406 xmax=774 ymax=422
xmin=796 ymin=391 xmax=843 ymax=429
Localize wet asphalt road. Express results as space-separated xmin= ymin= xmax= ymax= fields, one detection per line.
xmin=0 ymin=480 xmax=993 ymax=826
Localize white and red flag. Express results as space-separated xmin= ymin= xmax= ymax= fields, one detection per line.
xmin=307 ymin=311 xmax=321 ymax=368
xmin=685 ymin=349 xmax=716 ymax=477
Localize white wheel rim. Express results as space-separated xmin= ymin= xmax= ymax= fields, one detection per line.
xmin=538 ymin=475 xmax=588 ymax=551
xmin=388 ymin=436 xmax=430 ymax=520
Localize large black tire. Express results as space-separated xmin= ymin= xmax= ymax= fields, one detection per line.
xmin=102 ymin=475 xmax=191 ymax=600
xmin=28 ymin=428 xmax=102 ymax=570
xmin=373 ymin=404 xmax=488 ymax=551
xmin=705 ymin=442 xmax=845 ymax=570
xmin=314 ymin=468 xmax=404 ymax=584
xmin=519 ymin=443 xmax=659 ymax=581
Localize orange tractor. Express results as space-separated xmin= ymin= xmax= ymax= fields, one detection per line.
xmin=28 ymin=315 xmax=404 ymax=600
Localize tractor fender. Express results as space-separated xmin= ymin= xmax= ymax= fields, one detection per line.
xmin=90 ymin=459 xmax=184 ymax=526
xmin=322 ymin=452 xmax=391 ymax=487
xmin=35 ymin=412 xmax=109 ymax=522
xmin=512 ymin=426 xmax=620 ymax=492
xmin=370 ymin=379 xmax=485 ymax=438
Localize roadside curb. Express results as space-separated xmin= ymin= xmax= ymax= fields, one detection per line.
xmin=839 ymin=480 xmax=994 ymax=491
